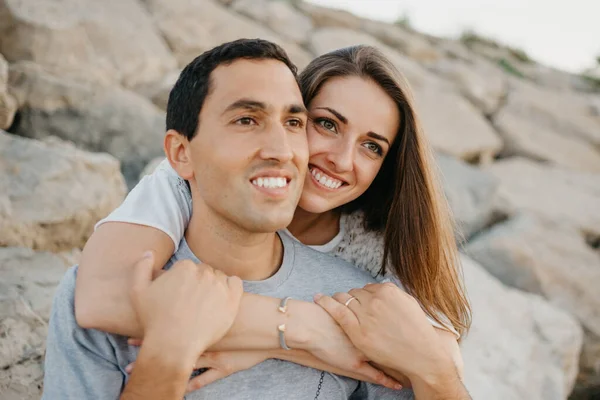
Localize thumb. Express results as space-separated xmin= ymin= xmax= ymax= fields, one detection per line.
xmin=131 ymin=251 xmax=155 ymax=295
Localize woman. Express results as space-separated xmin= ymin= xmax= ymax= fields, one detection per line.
xmin=75 ymin=45 xmax=471 ymax=391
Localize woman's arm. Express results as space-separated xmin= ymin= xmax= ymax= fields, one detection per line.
xmin=76 ymin=222 xmax=392 ymax=387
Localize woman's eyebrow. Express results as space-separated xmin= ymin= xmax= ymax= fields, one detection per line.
xmin=315 ymin=107 xmax=347 ymax=124
xmin=367 ymin=131 xmax=390 ymax=146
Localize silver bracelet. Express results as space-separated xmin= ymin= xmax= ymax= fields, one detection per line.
xmin=277 ymin=296 xmax=292 ymax=351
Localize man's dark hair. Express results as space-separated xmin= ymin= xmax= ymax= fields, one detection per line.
xmin=166 ymin=38 xmax=298 ymax=140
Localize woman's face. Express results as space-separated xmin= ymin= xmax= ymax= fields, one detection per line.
xmin=298 ymin=76 xmax=400 ymax=214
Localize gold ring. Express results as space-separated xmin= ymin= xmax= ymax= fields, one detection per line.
xmin=344 ymin=296 xmax=358 ymax=307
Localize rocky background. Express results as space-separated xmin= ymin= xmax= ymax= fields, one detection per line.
xmin=0 ymin=0 xmax=599 ymax=399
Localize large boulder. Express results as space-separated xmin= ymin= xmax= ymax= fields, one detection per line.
xmin=428 ymin=57 xmax=508 ymax=116
xmin=0 ymin=0 xmax=176 ymax=89
xmin=0 ymin=247 xmax=72 ymax=400
xmin=140 ymin=0 xmax=312 ymax=70
xmin=296 ymin=1 xmax=362 ymax=30
xmin=414 ymin=86 xmax=503 ymax=163
xmin=492 ymin=80 xmax=600 ymax=172
xmin=496 ymin=79 xmax=600 ymax=148
xmin=466 ymin=214 xmax=600 ymax=396
xmin=231 ymin=0 xmax=313 ymax=45
xmin=486 ymin=158 xmax=600 ymax=237
xmin=466 ymin=214 xmax=600 ymax=337
xmin=436 ymin=154 xmax=499 ymax=239
xmin=0 ymin=131 xmax=126 ymax=252
xmin=460 ymin=255 xmax=583 ymax=400
xmin=8 ymin=61 xmax=165 ymax=183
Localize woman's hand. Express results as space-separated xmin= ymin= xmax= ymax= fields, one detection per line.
xmin=314 ymin=283 xmax=456 ymax=382
xmin=296 ymin=304 xmax=400 ymax=389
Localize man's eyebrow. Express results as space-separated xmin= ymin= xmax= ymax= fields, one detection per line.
xmin=367 ymin=131 xmax=390 ymax=146
xmin=222 ymin=99 xmax=268 ymax=115
xmin=288 ymin=104 xmax=307 ymax=114
xmin=315 ymin=107 xmax=347 ymax=124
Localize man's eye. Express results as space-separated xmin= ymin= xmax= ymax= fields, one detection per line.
xmin=235 ymin=117 xmax=256 ymax=125
xmin=287 ymin=119 xmax=304 ymax=128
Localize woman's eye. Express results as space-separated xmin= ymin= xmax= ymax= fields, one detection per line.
xmin=235 ymin=117 xmax=256 ymax=126
xmin=363 ymin=142 xmax=383 ymax=155
xmin=316 ymin=118 xmax=337 ymax=133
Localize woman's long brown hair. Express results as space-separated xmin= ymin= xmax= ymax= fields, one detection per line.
xmin=298 ymin=45 xmax=472 ymax=338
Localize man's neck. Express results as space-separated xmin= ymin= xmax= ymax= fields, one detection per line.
xmin=184 ymin=202 xmax=283 ymax=282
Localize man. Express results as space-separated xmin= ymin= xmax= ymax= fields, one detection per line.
xmin=42 ymin=39 xmax=470 ymax=399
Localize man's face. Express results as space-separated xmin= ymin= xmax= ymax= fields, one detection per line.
xmin=187 ymin=59 xmax=308 ymax=233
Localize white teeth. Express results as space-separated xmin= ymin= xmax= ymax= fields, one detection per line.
xmin=252 ymin=176 xmax=288 ymax=189
xmin=310 ymin=167 xmax=343 ymax=189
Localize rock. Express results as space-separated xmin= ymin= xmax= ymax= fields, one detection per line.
xmin=466 ymin=214 xmax=600 ymax=337
xmin=8 ymin=61 xmax=166 ymax=183
xmin=0 ymin=357 xmax=44 ymax=400
xmin=135 ymin=69 xmax=180 ymax=111
xmin=497 ymin=78 xmax=600 ymax=148
xmin=0 ymin=131 xmax=126 ymax=252
xmin=231 ymin=0 xmax=313 ymax=45
xmin=0 ymin=247 xmax=71 ymax=399
xmin=141 ymin=0 xmax=312 ymax=70
xmin=413 ymin=86 xmax=503 ymax=162
xmin=493 ymin=105 xmax=600 ymax=172
xmin=428 ymin=57 xmax=508 ymax=116
xmin=308 ymin=27 xmax=444 ymax=89
xmin=360 ymin=20 xmax=443 ymax=63
xmin=139 ymin=156 xmax=166 ymax=180
xmin=296 ymin=1 xmax=361 ymax=30
xmin=466 ymin=213 xmax=600 ymax=396
xmin=0 ymin=53 xmax=17 ymax=129
xmin=436 ymin=154 xmax=499 ymax=239
xmin=0 ymin=0 xmax=176 ymax=89
xmin=460 ymin=255 xmax=583 ymax=400
xmin=487 ymin=158 xmax=600 ymax=237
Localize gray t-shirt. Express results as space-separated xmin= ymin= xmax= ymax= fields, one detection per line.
xmin=42 ymin=232 xmax=413 ymax=400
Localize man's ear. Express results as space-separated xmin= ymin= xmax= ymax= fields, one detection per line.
xmin=164 ymin=129 xmax=194 ymax=180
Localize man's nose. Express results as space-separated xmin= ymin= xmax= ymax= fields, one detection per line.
xmin=258 ymin=122 xmax=294 ymax=164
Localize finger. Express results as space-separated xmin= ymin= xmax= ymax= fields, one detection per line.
xmin=356 ymin=362 xmax=403 ymax=391
xmin=130 ymin=251 xmax=155 ymax=296
xmin=124 ymin=362 xmax=135 ymax=374
xmin=331 ymin=292 xmax=361 ymax=314
xmin=127 ymin=338 xmax=143 ymax=346
xmin=314 ymin=294 xmax=360 ymax=338
xmin=186 ymin=369 xmax=228 ymax=393
xmin=347 ymin=288 xmax=370 ymax=304
xmin=193 ymin=354 xmax=218 ymax=370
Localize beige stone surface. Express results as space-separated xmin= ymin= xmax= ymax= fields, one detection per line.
xmin=0 ymin=131 xmax=126 ymax=252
